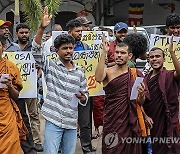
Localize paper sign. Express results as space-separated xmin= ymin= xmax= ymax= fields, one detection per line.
xmin=0 ymin=74 xmax=9 ymax=88
xmin=81 ymin=31 xmax=109 ymax=51
xmin=3 ymin=52 xmax=37 ymax=98
xmin=45 ymin=50 xmax=104 ymax=96
xmin=150 ymin=34 xmax=180 ymax=70
xmin=130 ymin=77 xmax=144 ymax=100
xmin=69 ymin=88 xmax=82 ymax=107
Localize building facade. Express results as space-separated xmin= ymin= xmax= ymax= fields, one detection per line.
xmin=0 ymin=0 xmax=180 ymax=34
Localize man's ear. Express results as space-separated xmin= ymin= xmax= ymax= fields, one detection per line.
xmin=68 ymin=30 xmax=72 ymax=35
xmin=165 ymin=27 xmax=168 ymax=34
xmin=128 ymin=53 xmax=133 ymax=60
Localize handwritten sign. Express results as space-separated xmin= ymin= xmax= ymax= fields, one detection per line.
xmin=45 ymin=51 xmax=104 ymax=96
xmin=3 ymin=52 xmax=37 ymax=98
xmin=81 ymin=31 xmax=109 ymax=51
xmin=150 ymin=34 xmax=180 ymax=70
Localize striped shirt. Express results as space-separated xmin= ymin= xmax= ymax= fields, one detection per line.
xmin=31 ymin=40 xmax=88 ymax=129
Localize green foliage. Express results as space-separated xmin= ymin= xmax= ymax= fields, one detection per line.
xmin=45 ymin=0 xmax=62 ymax=16
xmin=21 ymin=0 xmax=42 ymax=33
xmin=21 ymin=0 xmax=62 ymax=33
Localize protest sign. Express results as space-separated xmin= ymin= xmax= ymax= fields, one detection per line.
xmin=81 ymin=31 xmax=109 ymax=51
xmin=150 ymin=34 xmax=180 ymax=69
xmin=45 ymin=50 xmax=104 ymax=96
xmin=3 ymin=52 xmax=37 ymax=98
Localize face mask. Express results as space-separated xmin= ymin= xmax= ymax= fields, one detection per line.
xmin=109 ymin=36 xmax=115 ymax=42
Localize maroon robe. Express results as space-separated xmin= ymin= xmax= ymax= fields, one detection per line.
xmin=143 ymin=68 xmax=180 ymax=154
xmin=93 ymin=96 xmax=104 ymax=129
xmin=102 ymin=69 xmax=142 ymax=154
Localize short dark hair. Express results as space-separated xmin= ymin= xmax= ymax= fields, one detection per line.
xmin=0 ymin=35 xmax=6 ymax=46
xmin=116 ymin=42 xmax=132 ymax=53
xmin=166 ymin=13 xmax=180 ymax=27
xmin=54 ymin=34 xmax=75 ymax=49
xmin=46 ymin=31 xmax=52 ymax=35
xmin=103 ymin=28 xmax=113 ymax=34
xmin=150 ymin=47 xmax=165 ymax=58
xmin=123 ymin=33 xmax=148 ymax=59
xmin=66 ymin=19 xmax=83 ymax=30
xmin=16 ymin=23 xmax=30 ymax=32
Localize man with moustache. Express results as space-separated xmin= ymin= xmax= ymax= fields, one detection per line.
xmin=107 ymin=22 xmax=128 ymax=65
xmin=143 ymin=37 xmax=180 ymax=153
xmin=66 ymin=19 xmax=96 ymax=153
xmin=0 ymin=20 xmax=19 ymax=51
xmin=31 ymin=7 xmax=88 ymax=153
xmin=166 ymin=13 xmax=180 ymax=36
xmin=15 ymin=23 xmax=43 ymax=152
xmin=95 ymin=37 xmax=146 ymax=154
xmin=16 ymin=23 xmax=32 ymax=51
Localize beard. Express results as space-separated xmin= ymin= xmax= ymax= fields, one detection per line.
xmin=75 ymin=37 xmax=81 ymax=42
xmin=18 ymin=37 xmax=29 ymax=44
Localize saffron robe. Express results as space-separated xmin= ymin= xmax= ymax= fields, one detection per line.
xmin=143 ymin=68 xmax=180 ymax=154
xmin=102 ymin=69 xmax=142 ymax=154
xmin=0 ymin=58 xmax=27 ymax=154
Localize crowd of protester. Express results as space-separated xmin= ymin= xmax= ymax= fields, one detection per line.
xmin=0 ymin=6 xmax=180 ymax=154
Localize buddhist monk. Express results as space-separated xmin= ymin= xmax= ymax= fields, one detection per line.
xmin=95 ymin=36 xmax=146 ymax=154
xmin=143 ymin=36 xmax=180 ymax=153
xmin=0 ymin=35 xmax=27 ymax=154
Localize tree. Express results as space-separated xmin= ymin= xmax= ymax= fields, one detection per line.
xmin=21 ymin=0 xmax=62 ymax=33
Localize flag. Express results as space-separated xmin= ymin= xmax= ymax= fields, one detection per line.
xmin=128 ymin=3 xmax=144 ymax=26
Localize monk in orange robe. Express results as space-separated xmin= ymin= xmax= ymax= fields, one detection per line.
xmin=0 ymin=35 xmax=27 ymax=154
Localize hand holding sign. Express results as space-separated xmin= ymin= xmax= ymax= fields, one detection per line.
xmin=0 ymin=74 xmax=10 ymax=88
xmin=137 ymin=82 xmax=146 ymax=104
xmin=70 ymin=88 xmax=86 ymax=107
xmin=130 ymin=77 xmax=144 ymax=100
xmin=168 ymin=35 xmax=174 ymax=54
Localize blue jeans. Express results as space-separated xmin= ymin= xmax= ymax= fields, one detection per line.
xmin=44 ymin=120 xmax=77 ymax=154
